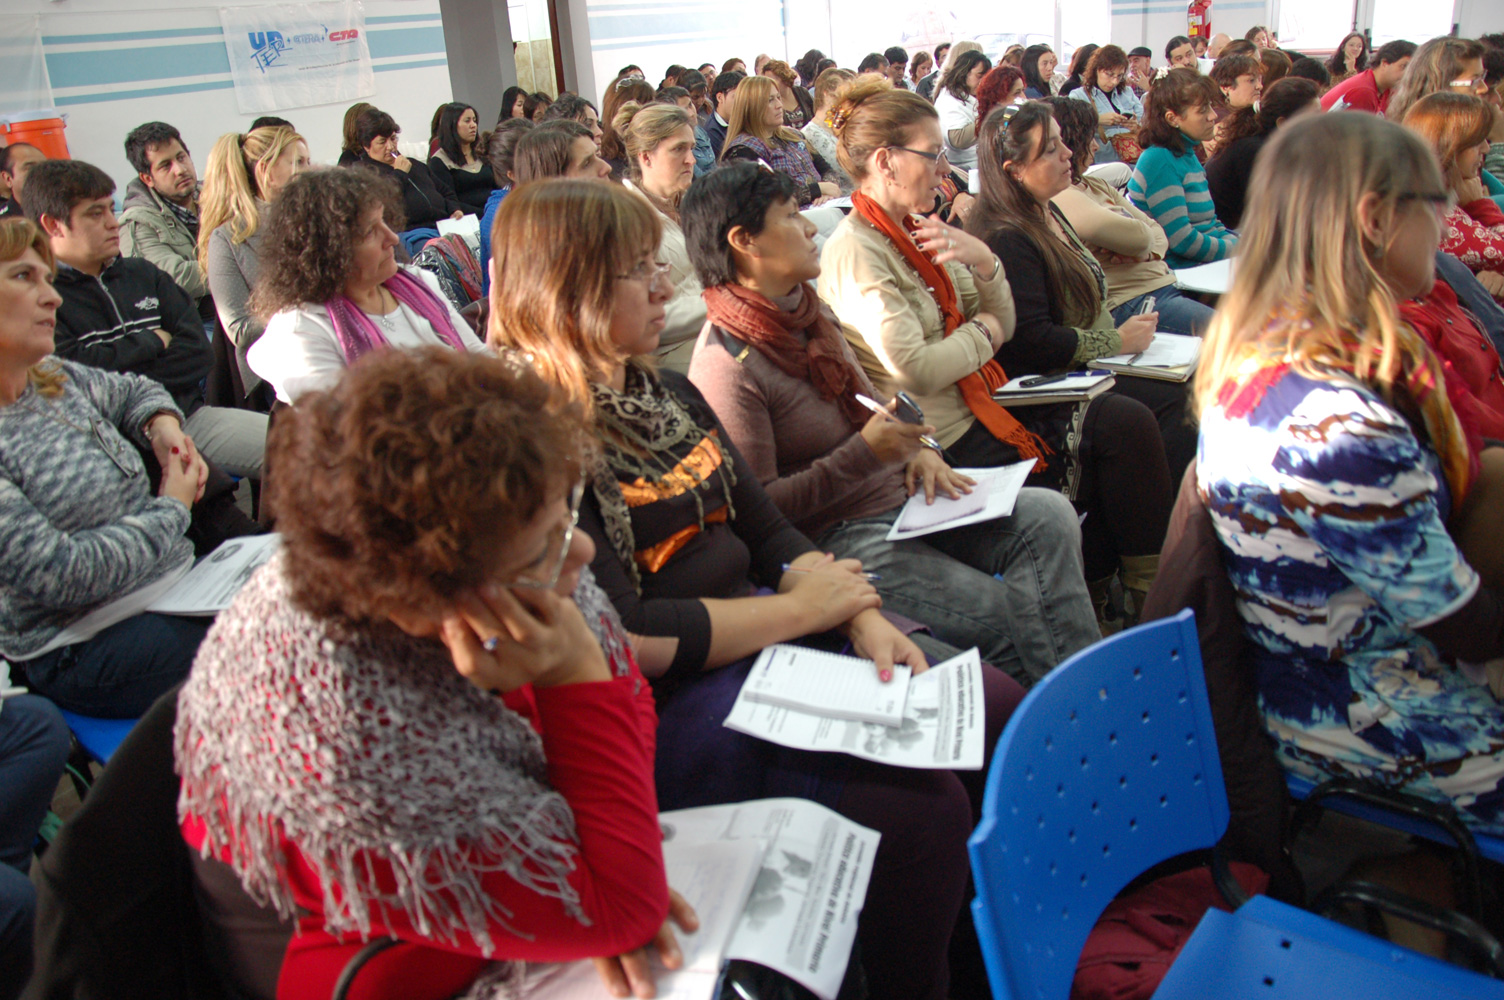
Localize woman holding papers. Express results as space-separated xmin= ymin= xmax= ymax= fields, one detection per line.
xmin=815 ymin=80 xmax=1171 ymax=628
xmin=969 ymin=100 xmax=1197 ymax=484
xmin=488 ymin=178 xmax=1022 ymax=1000
xmin=684 ymin=163 xmax=1098 ymax=684
xmin=176 ymin=348 xmax=680 ymax=1000
xmin=0 ymin=218 xmax=210 ymax=716
xmin=1196 ymin=111 xmax=1504 ymax=839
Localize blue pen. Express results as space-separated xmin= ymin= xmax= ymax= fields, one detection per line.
xmin=782 ymin=562 xmax=881 ymax=582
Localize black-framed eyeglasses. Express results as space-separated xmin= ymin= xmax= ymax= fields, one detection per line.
xmin=509 ymin=481 xmax=585 ymax=590
xmin=1399 ymin=190 xmax=1457 ymax=215
xmin=887 ymin=145 xmax=949 ymax=164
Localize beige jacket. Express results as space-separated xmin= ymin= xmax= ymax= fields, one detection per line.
xmin=1051 ymin=175 xmax=1176 ymax=310
xmin=817 ymin=213 xmax=1015 ymax=448
xmin=624 ymin=179 xmax=705 ymax=374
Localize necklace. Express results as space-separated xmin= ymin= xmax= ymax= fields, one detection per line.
xmin=19 ymin=392 xmax=90 ymax=435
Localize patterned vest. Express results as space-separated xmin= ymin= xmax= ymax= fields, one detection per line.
xmin=722 ymin=133 xmax=820 ymax=188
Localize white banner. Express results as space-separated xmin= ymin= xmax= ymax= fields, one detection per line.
xmin=219 ymin=2 xmax=376 ymax=114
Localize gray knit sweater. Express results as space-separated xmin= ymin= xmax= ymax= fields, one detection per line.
xmin=0 ymin=359 xmax=192 ymax=659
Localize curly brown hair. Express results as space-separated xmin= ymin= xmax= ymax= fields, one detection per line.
xmin=268 ymin=346 xmax=588 ymax=625
xmin=251 ymin=167 xmax=404 ymax=317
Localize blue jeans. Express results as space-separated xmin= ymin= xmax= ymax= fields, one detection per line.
xmin=816 ymin=487 xmax=1100 ymax=685
xmin=19 ymin=613 xmax=210 ymax=718
xmin=0 ymin=695 xmax=71 ymax=999
xmin=1112 ymin=284 xmax=1215 ymax=337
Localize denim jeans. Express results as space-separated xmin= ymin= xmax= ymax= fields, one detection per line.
xmin=0 ymin=695 xmax=71 ymax=1000
xmin=817 ymin=487 xmax=1100 ymax=685
xmin=1111 ymin=284 xmax=1215 ymax=337
xmin=18 ymin=613 xmax=210 ymax=718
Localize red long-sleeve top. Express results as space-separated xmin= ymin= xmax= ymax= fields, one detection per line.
xmin=1401 ymin=278 xmax=1504 ymax=447
xmin=182 ymin=661 xmax=666 ymax=1000
xmin=1441 ymin=197 xmax=1504 ymax=280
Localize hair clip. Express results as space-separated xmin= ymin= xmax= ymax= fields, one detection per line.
xmin=1153 ymin=66 xmax=1171 ymax=82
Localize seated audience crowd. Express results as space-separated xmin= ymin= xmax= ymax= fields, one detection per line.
xmin=7 ymin=24 xmax=1504 ymax=1000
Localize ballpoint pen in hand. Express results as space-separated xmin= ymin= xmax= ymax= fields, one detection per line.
xmin=781 ymin=562 xmax=882 ymax=582
xmin=853 ymin=394 xmax=945 ymax=455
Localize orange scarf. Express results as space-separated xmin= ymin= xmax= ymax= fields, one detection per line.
xmin=850 ymin=191 xmax=1051 ymax=469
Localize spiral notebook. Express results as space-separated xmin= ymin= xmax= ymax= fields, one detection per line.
xmin=740 ymin=644 xmax=911 ymax=727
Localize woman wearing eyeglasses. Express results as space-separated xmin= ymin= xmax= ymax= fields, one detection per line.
xmin=177 ymin=347 xmax=684 ymax=1000
xmin=1403 ymin=92 xmax=1504 ymax=299
xmin=1197 ymin=110 xmax=1504 ymax=844
xmin=489 ymin=177 xmax=1022 ymax=1000
xmin=248 ymin=169 xmax=485 ymax=406
xmin=818 ymin=79 xmax=1172 ymax=630
xmin=613 ymin=101 xmax=707 ymax=373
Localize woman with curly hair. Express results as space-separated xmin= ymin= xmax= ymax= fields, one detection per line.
xmin=1071 ymin=44 xmax=1144 ymax=164
xmin=248 ymin=169 xmax=484 ymax=405
xmin=761 ymin=58 xmax=816 ymax=129
xmin=1203 ymin=51 xmax=1262 ymax=158
xmin=177 ymin=346 xmax=681 ymax=1000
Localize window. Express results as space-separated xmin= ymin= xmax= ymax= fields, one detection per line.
xmin=1370 ymin=0 xmax=1455 ymax=49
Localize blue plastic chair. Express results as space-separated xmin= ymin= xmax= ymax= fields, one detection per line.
xmin=1155 ymin=894 xmax=1504 ymax=998
xmin=58 ymin=709 xmax=137 ymax=765
xmin=968 ymin=610 xmax=1504 ymax=999
xmin=968 ymin=609 xmax=1232 ymax=1000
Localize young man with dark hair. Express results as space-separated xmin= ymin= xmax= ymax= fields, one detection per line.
xmin=698 ymin=61 xmax=717 ymax=94
xmin=0 ymin=143 xmax=46 ymax=218
xmin=678 ymin=67 xmax=713 ymax=124
xmin=883 ymin=45 xmax=910 ymax=89
xmin=856 ymin=52 xmax=889 ymax=77
xmin=704 ymin=69 xmax=745 ymax=156
xmin=1320 ymin=38 xmax=1416 ymax=113
xmin=25 ymin=159 xmax=266 ymax=479
xmin=119 ymin=121 xmax=213 ymax=323
xmin=917 ymin=42 xmax=951 ymax=100
xmin=248 ymin=115 xmax=293 ymax=131
xmin=721 ymin=56 xmax=746 ymax=75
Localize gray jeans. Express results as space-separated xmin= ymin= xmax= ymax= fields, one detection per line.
xmin=184 ymin=405 xmax=268 ymax=480
xmin=816 ymin=487 xmax=1099 ymax=686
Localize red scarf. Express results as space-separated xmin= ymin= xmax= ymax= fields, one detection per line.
xmin=701 ymin=282 xmax=868 ymax=428
xmin=849 ymin=190 xmax=1051 ymax=469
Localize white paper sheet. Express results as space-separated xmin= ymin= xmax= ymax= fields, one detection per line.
xmin=725 ymin=649 xmax=985 ymax=771
xmin=1098 ymin=333 xmax=1202 ymax=369
xmin=147 ymin=534 xmax=282 ymax=616
xmin=886 ymin=461 xmax=1034 ymax=541
xmin=1173 ymin=258 xmax=1232 ymax=295
xmin=742 ymin=645 xmax=911 ymax=727
xmin=521 ymin=799 xmax=875 ymax=1000
xmin=523 ymin=837 xmax=769 ymax=1000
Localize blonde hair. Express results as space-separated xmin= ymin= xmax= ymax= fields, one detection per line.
xmin=1386 ymin=37 xmax=1486 ymax=124
xmin=721 ymin=75 xmax=804 ymax=157
xmin=196 ymin=126 xmax=306 ymax=272
xmin=486 ymin=179 xmax=662 ymax=415
xmin=1193 ymin=112 xmax=1444 ymax=417
xmin=813 ymin=67 xmax=856 ymax=117
xmin=938 ymin=40 xmax=983 ymax=78
xmin=827 ymin=75 xmax=936 ymax=181
xmin=0 ymin=217 xmax=65 ymax=397
xmin=610 ymin=101 xmax=693 ymax=183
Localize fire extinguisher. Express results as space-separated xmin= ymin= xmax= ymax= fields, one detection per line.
xmin=1187 ymin=0 xmax=1211 ymax=40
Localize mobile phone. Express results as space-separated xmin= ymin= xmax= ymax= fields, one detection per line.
xmin=893 ymin=391 xmax=925 ymax=426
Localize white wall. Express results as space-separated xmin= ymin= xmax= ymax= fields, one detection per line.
xmin=6 ymin=0 xmax=453 ymax=197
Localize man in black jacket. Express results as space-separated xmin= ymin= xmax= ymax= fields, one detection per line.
xmin=703 ymin=70 xmax=744 ymax=158
xmin=26 ymin=159 xmax=266 ymax=479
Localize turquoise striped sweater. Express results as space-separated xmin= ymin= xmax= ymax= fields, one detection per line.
xmin=1128 ymin=140 xmax=1237 ymax=269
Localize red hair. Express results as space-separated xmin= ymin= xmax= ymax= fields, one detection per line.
xmin=975 ymin=66 xmax=1025 ymax=126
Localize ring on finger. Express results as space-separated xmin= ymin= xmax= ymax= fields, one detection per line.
xmin=482 ymin=635 xmax=503 ymax=652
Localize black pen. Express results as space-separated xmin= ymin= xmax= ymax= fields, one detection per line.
xmin=1017 ymin=372 xmax=1072 ymax=389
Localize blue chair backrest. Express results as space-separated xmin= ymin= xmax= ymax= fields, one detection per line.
xmin=967 ymin=609 xmax=1230 ymax=1000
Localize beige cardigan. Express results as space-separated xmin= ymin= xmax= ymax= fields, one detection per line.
xmin=1051 ymin=175 xmax=1176 ymax=310
xmin=817 ymin=213 xmax=1015 ymax=448
xmin=624 ymin=179 xmax=705 ymax=374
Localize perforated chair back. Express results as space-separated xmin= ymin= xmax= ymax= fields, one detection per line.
xmin=967 ymin=609 xmax=1228 ymax=1000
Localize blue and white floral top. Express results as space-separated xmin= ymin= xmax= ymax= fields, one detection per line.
xmin=1199 ymin=366 xmax=1504 ymax=830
